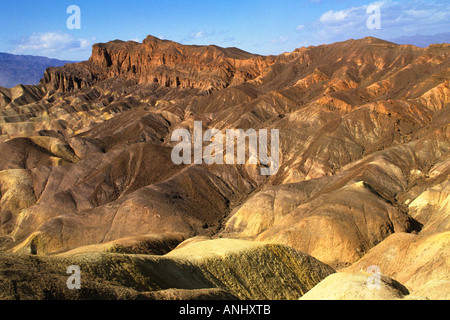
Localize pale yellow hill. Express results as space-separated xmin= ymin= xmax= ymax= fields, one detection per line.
xmin=0 ymin=238 xmax=335 ymax=300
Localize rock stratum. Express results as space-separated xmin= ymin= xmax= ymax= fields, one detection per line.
xmin=0 ymin=35 xmax=448 ymax=300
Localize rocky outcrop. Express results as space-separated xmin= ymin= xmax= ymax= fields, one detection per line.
xmin=40 ymin=35 xmax=274 ymax=94
xmin=300 ymin=272 xmax=424 ymax=300
xmin=40 ymin=64 xmax=95 ymax=94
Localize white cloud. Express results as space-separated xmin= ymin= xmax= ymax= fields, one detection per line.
xmin=319 ymin=9 xmax=352 ymax=24
xmin=309 ymin=0 xmax=450 ymax=45
xmin=259 ymin=0 xmax=450 ymax=56
xmin=180 ymin=30 xmax=219 ymax=44
xmin=12 ymin=32 xmax=92 ymax=56
xmin=194 ymin=31 xmax=205 ymax=39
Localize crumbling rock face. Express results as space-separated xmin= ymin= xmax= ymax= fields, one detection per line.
xmin=40 ymin=65 xmax=95 ymax=94
xmin=41 ymin=35 xmax=274 ymax=94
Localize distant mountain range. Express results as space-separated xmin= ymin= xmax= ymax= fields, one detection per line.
xmin=0 ymin=53 xmax=74 ymax=88
xmin=1 ymin=32 xmax=448 ymax=89
xmin=389 ymin=32 xmax=450 ymax=47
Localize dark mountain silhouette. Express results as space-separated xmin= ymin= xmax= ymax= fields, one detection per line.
xmin=0 ymin=52 xmax=74 ymax=88
xmin=390 ymin=32 xmax=450 ymax=48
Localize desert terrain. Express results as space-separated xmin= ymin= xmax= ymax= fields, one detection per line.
xmin=0 ymin=35 xmax=448 ymax=300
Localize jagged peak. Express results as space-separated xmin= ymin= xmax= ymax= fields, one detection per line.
xmin=143 ymin=34 xmax=163 ymax=45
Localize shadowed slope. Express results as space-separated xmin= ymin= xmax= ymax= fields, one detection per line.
xmin=0 ymin=239 xmax=334 ymax=300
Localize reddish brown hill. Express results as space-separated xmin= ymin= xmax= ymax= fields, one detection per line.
xmin=40 ymin=35 xmax=274 ymax=94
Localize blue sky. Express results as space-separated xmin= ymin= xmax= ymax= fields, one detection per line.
xmin=0 ymin=0 xmax=449 ymax=60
